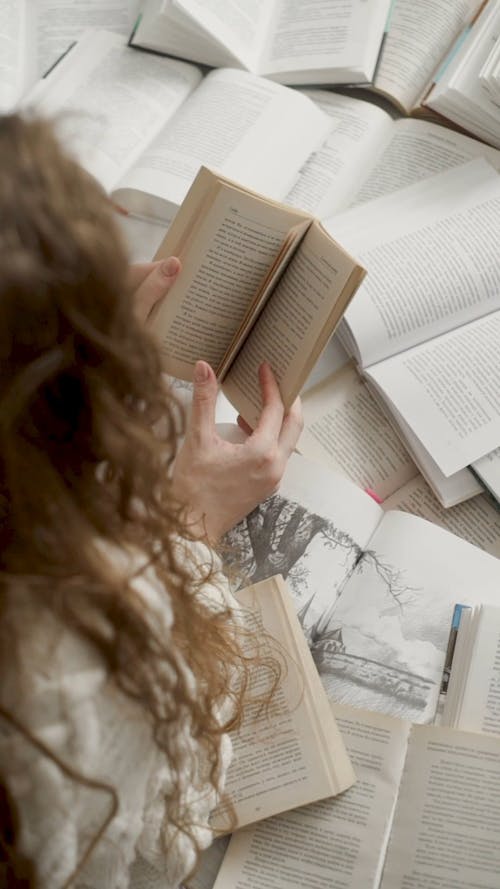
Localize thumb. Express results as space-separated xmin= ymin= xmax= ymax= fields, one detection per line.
xmin=190 ymin=361 xmax=218 ymax=442
xmin=134 ymin=257 xmax=181 ymax=321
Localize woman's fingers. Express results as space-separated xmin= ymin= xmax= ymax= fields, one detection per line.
xmin=250 ymin=362 xmax=285 ymax=445
xmin=189 ymin=361 xmax=218 ymax=446
xmin=131 ymin=257 xmax=181 ymax=322
xmin=278 ymin=397 xmax=304 ymax=455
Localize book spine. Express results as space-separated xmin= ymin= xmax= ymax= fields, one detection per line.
xmin=434 ymin=603 xmax=471 ymax=724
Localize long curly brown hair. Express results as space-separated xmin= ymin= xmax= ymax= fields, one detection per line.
xmin=0 ymin=114 xmax=272 ymax=887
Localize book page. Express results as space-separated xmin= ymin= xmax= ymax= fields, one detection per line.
xmin=223 ymin=451 xmax=383 ymax=638
xmin=368 ymin=310 xmax=500 ymax=476
xmin=367 ymin=389 xmax=483 ymax=508
xmin=450 ymin=605 xmax=500 ymax=735
xmin=285 ymin=90 xmax=392 ymax=218
xmin=380 ymin=724 xmax=500 ymax=888
xmin=212 ymin=705 xmax=410 ymax=889
xmin=187 ymin=839 xmax=230 ymax=889
xmin=37 ymin=0 xmax=136 ymax=76
xmin=132 ymin=0 xmax=244 ymax=69
xmin=479 ymin=21 xmax=500 ymax=100
xmin=327 ymin=160 xmax=500 ymax=368
xmin=0 ymin=0 xmax=36 ymax=112
xmin=299 ymin=364 xmax=418 ymax=501
xmin=326 ymin=508 xmax=500 ymax=722
xmin=210 ymin=577 xmax=354 ymax=832
xmin=351 ymin=117 xmax=500 ymax=206
xmin=262 ymin=0 xmax=391 ymax=84
xmin=151 ymin=173 xmax=310 ymax=380
xmin=115 ymin=68 xmax=331 ymax=218
xmin=26 ymin=30 xmax=201 ymax=192
xmin=383 ymin=475 xmax=500 ymax=558
xmin=302 ymin=333 xmax=350 ymax=394
xmin=222 ymin=221 xmax=363 ymax=427
xmin=373 ymin=0 xmax=481 ymax=112
xmin=174 ymin=0 xmax=275 ymax=71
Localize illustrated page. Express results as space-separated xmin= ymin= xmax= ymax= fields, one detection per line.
xmin=223 ymin=452 xmax=383 ymax=687
xmin=325 ymin=509 xmax=500 ymax=723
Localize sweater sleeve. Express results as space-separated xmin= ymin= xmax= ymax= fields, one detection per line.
xmin=0 ymin=542 xmax=235 ymax=889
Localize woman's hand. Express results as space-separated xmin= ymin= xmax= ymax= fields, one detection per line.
xmin=128 ymin=258 xmax=181 ymax=323
xmin=172 ymin=360 xmax=303 ymax=543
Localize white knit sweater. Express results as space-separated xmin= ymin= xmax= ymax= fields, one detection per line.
xmin=0 ymin=540 xmax=234 ymax=888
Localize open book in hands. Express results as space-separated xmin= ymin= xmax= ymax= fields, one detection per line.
xmin=151 ymin=167 xmax=365 ymax=427
xmin=212 ymin=575 xmax=355 ymax=834
xmin=131 ymin=0 xmax=392 ymax=86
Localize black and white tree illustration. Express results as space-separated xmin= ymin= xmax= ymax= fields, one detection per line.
xmin=224 ymin=491 xmax=433 ymax=721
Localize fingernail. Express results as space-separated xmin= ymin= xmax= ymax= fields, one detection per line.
xmin=194 ymin=360 xmax=210 ymax=382
xmin=161 ymin=258 xmax=179 ymax=277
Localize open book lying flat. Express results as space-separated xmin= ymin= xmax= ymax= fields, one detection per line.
xmin=424 ymin=0 xmax=500 ymax=150
xmin=130 ymin=0 xmax=392 ymax=86
xmin=151 ymin=167 xmax=364 ymax=427
xmin=298 ymin=362 xmax=500 ymax=557
xmin=0 ymin=0 xmax=137 ymax=115
xmin=223 ymin=452 xmax=500 ymax=725
xmin=189 ymin=451 xmax=500 ymax=888
xmin=283 ymin=89 xmax=500 ymax=221
xmin=211 ymin=575 xmax=354 ymax=834
xmin=25 ymin=30 xmax=331 ymax=222
xmin=323 ymin=158 xmax=500 ymax=507
xmin=364 ymin=0 xmax=484 ymax=115
xmin=197 ymin=703 xmax=500 ymax=889
xmin=26 ymin=32 xmax=500 ymax=227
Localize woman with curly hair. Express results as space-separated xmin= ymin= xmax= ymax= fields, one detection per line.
xmin=0 ymin=113 xmax=302 ymax=888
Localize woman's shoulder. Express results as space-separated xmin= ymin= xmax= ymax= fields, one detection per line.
xmin=0 ymin=540 xmax=235 ymax=888
xmin=1 ymin=533 xmax=235 ymax=716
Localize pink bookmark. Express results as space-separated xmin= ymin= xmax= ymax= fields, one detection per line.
xmin=364 ymin=487 xmax=383 ymax=504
